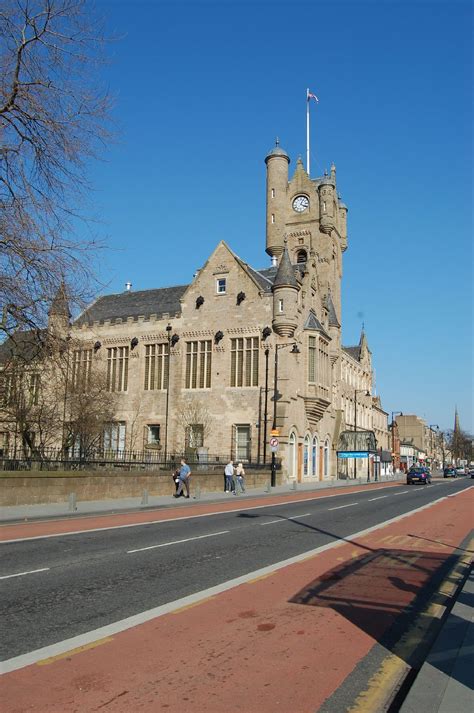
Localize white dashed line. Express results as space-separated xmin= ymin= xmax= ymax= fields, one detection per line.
xmin=127 ymin=530 xmax=229 ymax=554
xmin=260 ymin=513 xmax=312 ymax=526
xmin=0 ymin=567 xmax=50 ymax=580
xmin=328 ymin=502 xmax=359 ymax=511
xmin=368 ymin=495 xmax=388 ymax=502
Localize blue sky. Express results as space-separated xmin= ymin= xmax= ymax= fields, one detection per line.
xmin=89 ymin=0 xmax=472 ymax=433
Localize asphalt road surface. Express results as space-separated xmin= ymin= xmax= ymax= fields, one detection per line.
xmin=1 ymin=478 xmax=471 ymax=661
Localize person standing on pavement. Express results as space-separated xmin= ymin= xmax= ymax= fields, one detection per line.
xmin=224 ymin=460 xmax=235 ymax=494
xmin=174 ymin=459 xmax=191 ymax=498
xmin=235 ymin=462 xmax=246 ymax=493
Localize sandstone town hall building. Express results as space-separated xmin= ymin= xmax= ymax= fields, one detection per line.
xmin=70 ymin=140 xmax=389 ymax=480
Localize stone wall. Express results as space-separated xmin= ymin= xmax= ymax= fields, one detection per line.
xmin=0 ymin=468 xmax=280 ymax=506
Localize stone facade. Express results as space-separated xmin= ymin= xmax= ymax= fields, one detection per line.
xmin=0 ymin=140 xmax=389 ymax=481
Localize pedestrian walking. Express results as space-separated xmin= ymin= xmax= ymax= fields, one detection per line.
xmin=235 ymin=462 xmax=246 ymax=493
xmin=174 ymin=458 xmax=191 ymax=498
xmin=224 ymin=460 xmax=235 ymax=494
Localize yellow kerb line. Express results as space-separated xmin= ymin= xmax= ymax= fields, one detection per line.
xmin=37 ymin=636 xmax=113 ymax=666
xmin=347 ymin=535 xmax=474 ymax=713
xmin=172 ymin=596 xmax=215 ymax=614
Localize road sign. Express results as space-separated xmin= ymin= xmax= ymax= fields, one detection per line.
xmin=269 ymin=437 xmax=279 ymax=451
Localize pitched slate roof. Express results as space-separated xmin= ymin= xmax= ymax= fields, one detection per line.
xmin=256 ymin=266 xmax=277 ymax=284
xmin=273 ymin=248 xmax=298 ymax=289
xmin=323 ymin=292 xmax=340 ymax=328
xmin=342 ymin=345 xmax=361 ymax=361
xmin=304 ymin=310 xmax=331 ymax=340
xmin=0 ymin=330 xmax=46 ymax=364
xmin=75 ymin=285 xmax=188 ymax=326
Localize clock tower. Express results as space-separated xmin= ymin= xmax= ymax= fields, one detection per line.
xmin=264 ymin=143 xmax=348 ymax=329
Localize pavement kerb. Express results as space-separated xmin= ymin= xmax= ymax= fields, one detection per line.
xmin=0 ymin=474 xmax=408 ymax=524
xmin=398 ymin=560 xmax=474 ymax=713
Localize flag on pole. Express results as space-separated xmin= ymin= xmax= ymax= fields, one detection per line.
xmin=307 ymin=91 xmax=319 ymax=103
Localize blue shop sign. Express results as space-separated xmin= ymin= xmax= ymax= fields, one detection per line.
xmin=337 ymin=451 xmax=369 ymax=459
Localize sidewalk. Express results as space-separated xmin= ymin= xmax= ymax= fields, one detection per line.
xmin=0 ymin=473 xmax=405 ymax=523
xmin=400 ymin=565 xmax=474 ymax=713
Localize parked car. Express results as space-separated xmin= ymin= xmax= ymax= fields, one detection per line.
xmin=468 ymin=469 xmax=474 ymax=479
xmin=455 ymin=467 xmax=466 ymax=475
xmin=407 ymin=467 xmax=431 ymax=485
xmin=443 ymin=467 xmax=457 ymax=478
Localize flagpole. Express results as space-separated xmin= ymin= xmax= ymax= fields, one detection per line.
xmin=306 ymin=87 xmax=310 ymax=176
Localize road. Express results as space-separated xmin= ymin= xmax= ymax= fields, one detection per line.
xmin=1 ymin=478 xmax=471 ymax=664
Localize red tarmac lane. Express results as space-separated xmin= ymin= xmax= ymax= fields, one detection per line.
xmin=2 ymin=487 xmax=473 ymax=712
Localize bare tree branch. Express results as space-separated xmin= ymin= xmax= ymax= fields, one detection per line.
xmin=0 ymin=0 xmax=113 ymax=339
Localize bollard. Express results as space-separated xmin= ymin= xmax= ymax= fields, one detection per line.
xmin=68 ymin=492 xmax=77 ymax=512
xmin=291 ymin=480 xmax=297 ymax=491
xmin=265 ymin=480 xmax=271 ymax=493
xmin=194 ymin=484 xmax=201 ymax=500
xmin=141 ymin=489 xmax=149 ymax=506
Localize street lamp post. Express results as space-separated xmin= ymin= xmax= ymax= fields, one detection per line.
xmin=391 ymin=411 xmax=403 ymax=474
xmin=163 ymin=324 xmax=179 ymax=464
xmin=353 ymin=389 xmax=370 ymax=479
xmin=271 ymin=342 xmax=300 ymax=487
xmin=429 ymin=424 xmax=439 ymax=471
xmin=263 ymin=347 xmax=269 ymax=465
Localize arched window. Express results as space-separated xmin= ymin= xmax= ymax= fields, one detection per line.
xmin=303 ymin=434 xmax=310 ymax=477
xmin=312 ymin=436 xmax=319 ymax=478
xmin=296 ymin=249 xmax=307 ymax=264
xmin=324 ymin=438 xmax=330 ymax=478
xmin=288 ymin=432 xmax=297 ymax=479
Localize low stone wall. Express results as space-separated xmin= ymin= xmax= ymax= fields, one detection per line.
xmin=0 ymin=468 xmax=281 ymax=507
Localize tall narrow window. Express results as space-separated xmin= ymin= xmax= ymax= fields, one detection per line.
xmin=303 ymin=435 xmax=310 ymax=477
xmin=144 ymin=343 xmax=169 ymax=390
xmin=271 ymin=188 xmax=275 ymax=198
xmin=107 ymin=346 xmax=129 ymax=392
xmin=308 ymin=336 xmax=317 ymax=383
xmin=271 ymin=213 xmax=275 ymax=224
xmin=216 ymin=278 xmax=226 ymax=294
xmin=72 ymin=349 xmax=92 ymax=392
xmin=29 ymin=373 xmax=40 ymax=405
xmin=231 ymin=337 xmax=259 ymax=387
xmin=185 ymin=340 xmax=212 ymax=389
xmin=278 ymin=299 xmax=284 ymax=313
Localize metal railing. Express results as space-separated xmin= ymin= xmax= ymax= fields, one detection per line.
xmin=0 ymin=446 xmax=281 ymax=472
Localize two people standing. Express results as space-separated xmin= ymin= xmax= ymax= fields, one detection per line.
xmin=224 ymin=460 xmax=246 ymax=495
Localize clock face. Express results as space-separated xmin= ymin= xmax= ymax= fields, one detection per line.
xmin=292 ymin=195 xmax=309 ymax=213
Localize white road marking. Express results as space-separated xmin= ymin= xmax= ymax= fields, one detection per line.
xmin=368 ymin=496 xmax=388 ymax=502
xmin=1 ymin=493 xmax=456 ymax=675
xmin=127 ymin=530 xmax=229 ymax=554
xmin=260 ymin=513 xmax=312 ymax=526
xmin=0 ymin=567 xmax=49 ymax=580
xmin=328 ymin=502 xmax=359 ymax=511
xmin=448 ymin=485 xmax=473 ymax=498
xmin=393 ymin=491 xmax=410 ymax=495
xmin=0 ymin=483 xmax=407 ymax=544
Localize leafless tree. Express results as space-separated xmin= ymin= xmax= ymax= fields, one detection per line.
xmin=175 ymin=396 xmax=213 ymax=452
xmin=0 ymin=0 xmax=112 ymax=340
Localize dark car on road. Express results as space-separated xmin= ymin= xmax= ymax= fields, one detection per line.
xmin=407 ymin=467 xmax=431 ymax=485
xmin=443 ymin=467 xmax=457 ymax=478
xmin=468 ymin=468 xmax=474 ymax=479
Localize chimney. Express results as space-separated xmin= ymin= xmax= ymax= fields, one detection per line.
xmin=125 ymin=281 xmax=132 ymax=292
xmin=271 ymin=256 xmax=277 ymax=267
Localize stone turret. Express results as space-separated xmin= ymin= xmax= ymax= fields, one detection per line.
xmin=265 ymin=138 xmax=290 ymax=258
xmin=318 ymin=169 xmax=336 ymax=235
xmin=48 ymin=282 xmax=70 ymax=336
xmin=272 ymin=245 xmax=299 ymax=337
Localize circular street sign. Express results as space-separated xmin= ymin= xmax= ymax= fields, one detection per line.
xmin=269 ymin=437 xmax=279 ymax=448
